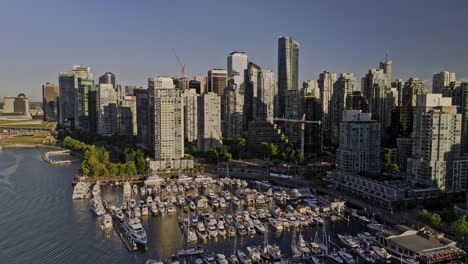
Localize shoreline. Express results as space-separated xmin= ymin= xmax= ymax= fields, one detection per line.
xmin=0 ymin=143 xmax=65 ymax=150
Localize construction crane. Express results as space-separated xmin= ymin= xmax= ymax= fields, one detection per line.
xmin=273 ymin=114 xmax=321 ymax=161
xmin=171 ymin=48 xmax=186 ymax=76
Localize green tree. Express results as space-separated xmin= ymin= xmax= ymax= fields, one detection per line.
xmin=417 ymin=209 xmax=442 ymax=228
xmin=451 ymin=216 xmax=468 ymax=238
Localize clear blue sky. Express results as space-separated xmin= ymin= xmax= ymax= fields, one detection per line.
xmin=1 ymin=0 xmax=467 ymax=101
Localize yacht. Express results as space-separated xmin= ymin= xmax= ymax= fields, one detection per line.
xmin=295 ymin=233 xmax=311 ymax=255
xmin=123 ymin=216 xmax=147 ymax=245
xmin=177 ymin=246 xmax=204 ymax=256
xmin=246 ymin=246 xmax=262 ymax=263
xmin=253 ymin=220 xmax=265 ymax=234
xmin=280 ymin=217 xmax=290 ymax=230
xmin=337 ymin=249 xmax=356 ymax=264
xmin=268 ymin=218 xmax=283 ymax=232
xmin=237 ymin=250 xmax=252 ymax=264
xmin=227 ymin=224 xmax=237 ymax=237
xmin=158 ymin=202 xmax=166 ymax=214
xmin=113 ymin=208 xmax=124 ymax=222
xmin=219 ymin=198 xmax=227 ymax=208
xmin=167 ymin=204 xmax=177 ymax=214
xmin=232 ymin=196 xmax=241 ymax=206
xmin=264 ymin=244 xmax=282 ymax=262
xmin=216 ymin=254 xmax=229 ymax=264
xmin=140 ymin=186 xmax=147 ymax=196
xmin=357 ymin=232 xmax=377 ymax=245
xmin=150 ymin=203 xmax=158 ymax=215
xmin=367 ymin=222 xmax=387 ymax=232
xmin=207 ymin=224 xmax=218 ymax=238
xmin=356 ymin=248 xmax=377 ymax=263
xmin=146 ymin=196 xmax=153 ymax=206
xmin=101 ymin=214 xmax=113 ymax=229
xmin=129 ymin=199 xmax=137 ymax=209
xmin=327 ymin=251 xmax=344 ymax=264
xmin=145 ymin=175 xmax=165 ymax=186
xmin=72 ymin=181 xmax=91 ymax=199
xmin=189 ymin=201 xmax=196 ymax=211
xmin=134 ymin=207 xmax=141 ymax=218
xmin=177 ymin=195 xmax=186 ymax=207
xmin=123 ymin=181 xmax=132 ymax=197
xmin=217 ymin=222 xmax=227 ymax=237
xmin=141 ymin=205 xmax=149 ymax=216
xmin=92 ymin=181 xmax=101 ymax=197
xmin=371 ymin=246 xmax=391 ymax=261
xmin=338 ymin=234 xmax=360 ymax=248
xmin=236 ymin=221 xmax=247 ymax=236
xmin=196 ymin=222 xmax=208 ymax=240
xmin=228 ymin=255 xmax=239 ymax=264
xmin=204 ymin=255 xmax=216 ymax=264
xmin=90 ymin=198 xmax=105 ymax=216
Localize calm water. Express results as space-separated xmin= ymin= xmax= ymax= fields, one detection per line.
xmin=0 ymin=148 xmax=363 ymax=264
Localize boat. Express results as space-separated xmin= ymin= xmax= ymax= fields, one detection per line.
xmin=123 ymin=181 xmax=132 ymax=197
xmin=217 ymin=222 xmax=227 ymax=237
xmin=367 ymin=222 xmax=387 ymax=232
xmin=216 ymin=254 xmax=229 ymax=264
xmin=150 ymin=203 xmax=158 ymax=215
xmin=219 ymin=198 xmax=227 ymax=208
xmin=189 ymin=201 xmax=196 ymax=211
xmin=338 ymin=234 xmax=359 ymax=248
xmin=371 ymin=246 xmax=391 ymax=261
xmin=145 ymin=175 xmax=165 ymax=186
xmin=204 ymin=255 xmax=216 ymax=264
xmin=101 ymin=214 xmax=113 ymax=229
xmin=236 ymin=221 xmax=247 ymax=236
xmin=327 ymin=251 xmax=344 ymax=264
xmin=141 ymin=205 xmax=149 ymax=216
xmin=232 ymin=196 xmax=241 ymax=206
xmin=177 ymin=245 xmax=204 ymax=256
xmin=90 ymin=198 xmax=105 ymax=216
xmin=311 ymin=256 xmax=322 ymax=264
xmin=296 ymin=233 xmax=312 ymax=255
xmin=123 ymin=216 xmax=147 ymax=245
xmin=356 ymin=248 xmax=377 ymax=263
xmin=207 ymin=224 xmax=218 ymax=238
xmin=167 ymin=204 xmax=177 ymax=214
xmin=196 ymin=222 xmax=208 ymax=240
xmin=227 ymin=225 xmax=237 ymax=237
xmin=132 ymin=184 xmax=138 ymax=195
xmin=194 ymin=258 xmax=204 ymax=264
xmin=228 ymin=255 xmax=240 ymax=264
xmin=358 ymin=215 xmax=371 ymax=223
xmin=264 ymin=244 xmax=282 ymax=262
xmin=246 ymin=246 xmax=262 ymax=263
xmin=146 ymin=196 xmax=153 ymax=206
xmin=337 ymin=249 xmax=356 ymax=264
xmin=134 ymin=207 xmax=142 ymax=218
xmin=72 ymin=181 xmax=91 ymax=199
xmin=113 ymin=208 xmax=124 ymax=222
xmin=357 ymin=232 xmax=377 ymax=245
xmin=400 ymin=258 xmax=419 ymax=264
xmin=140 ymin=186 xmax=147 ymax=196
xmin=92 ymin=181 xmax=101 ymax=197
xmin=237 ymin=250 xmax=252 ymax=264
xmin=129 ymin=199 xmax=137 ymax=209
xmin=253 ymin=220 xmax=265 ymax=234
xmin=158 ymin=202 xmax=166 ymax=214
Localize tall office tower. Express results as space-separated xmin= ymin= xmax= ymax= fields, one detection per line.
xmin=284 ymin=89 xmax=302 ymax=145
xmin=43 ymin=82 xmax=59 ymax=122
xmin=392 ymin=79 xmax=405 ymax=106
xmin=444 ymin=81 xmax=462 ymax=100
xmin=346 ymin=91 xmax=369 ymax=113
xmin=198 ymin=92 xmax=222 ymax=152
xmin=188 ymin=80 xmax=201 ymax=93
xmin=318 ymin=71 xmax=337 ymax=141
xmin=97 ymin=83 xmax=118 ymax=135
xmin=149 ymin=76 xmax=175 ymax=90
xmin=302 ymin=94 xmax=322 ymax=157
xmin=125 ymin=86 xmax=137 ymax=96
xmin=135 ymin=88 xmax=149 ymax=148
xmin=257 ymin=69 xmax=277 ymax=123
xmin=330 ymin=73 xmax=357 ymax=145
xmin=227 ymin=50 xmax=248 ymax=90
xmin=336 ymin=110 xmax=381 ymax=174
xmin=461 ymin=83 xmax=468 ymax=156
xmin=407 ymin=94 xmax=462 ymax=191
xmin=379 ymin=54 xmax=392 ymax=88
xmin=194 ymin=75 xmax=207 ymax=95
xmin=245 ymin=62 xmax=260 ymax=124
xmin=76 ymin=79 xmax=97 ymax=133
xmin=148 ymin=82 xmax=184 ymax=160
xmin=222 ymin=86 xmax=244 ymax=138
xmin=303 ymin=80 xmax=319 ymax=98
xmin=99 ymin=72 xmax=116 ymax=89
xmin=58 ymin=65 xmax=93 ymax=127
xmin=433 ymin=71 xmax=456 ymax=94
xmin=396 ymin=78 xmax=428 ymax=137
xmin=173 ymin=76 xmax=188 ymax=89
xmin=182 ymin=89 xmax=199 ymax=143
xmin=362 ymin=69 xmax=387 ymax=126
xmin=207 ymin=69 xmax=227 ymax=96
xmin=277 ymin=36 xmax=299 ymax=117
xmin=118 ymin=95 xmax=137 ymax=136
xmin=385 ymin=88 xmax=398 ymax=128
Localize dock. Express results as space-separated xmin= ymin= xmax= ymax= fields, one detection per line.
xmin=103 ymin=201 xmax=138 ymax=252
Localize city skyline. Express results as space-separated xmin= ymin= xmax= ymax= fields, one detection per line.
xmin=1 ymin=0 xmax=468 ymax=101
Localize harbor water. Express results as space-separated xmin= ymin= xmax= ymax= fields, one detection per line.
xmin=0 ymin=148 xmax=366 ymax=264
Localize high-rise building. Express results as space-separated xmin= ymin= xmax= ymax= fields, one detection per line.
xmin=284 ymin=89 xmax=302 ymax=145
xmin=97 ymin=83 xmax=117 ymax=135
xmin=118 ymin=95 xmax=137 ymax=136
xmin=318 ymin=71 xmax=337 ymax=140
xmin=207 ymin=69 xmax=227 ymax=96
xmin=198 ymin=92 xmax=222 ymax=152
xmin=135 ymin=88 xmax=149 ymax=148
xmin=42 ymin=82 xmax=59 ymax=122
xmin=194 ymin=75 xmax=207 ymax=95
xmin=188 ymin=80 xmax=201 ymax=94
xmin=58 ymin=65 xmax=93 ymax=127
xmin=222 ymin=86 xmax=244 ymax=138
xmin=147 ymin=77 xmax=184 ymax=160
xmin=99 ymin=72 xmax=116 ymax=89
xmin=362 ymin=69 xmax=387 ymax=126
xmin=433 ymin=71 xmax=456 ymax=94
xmin=303 ymin=80 xmax=319 ymax=98
xmin=336 ymin=110 xmax=381 ymax=174
xmin=346 ymin=91 xmax=369 ymax=113
xmin=245 ymin=63 xmax=277 ymax=124
xmin=302 ymin=94 xmax=322 ymax=157
xmin=245 ymin=62 xmax=261 ymax=125
xmin=277 ymin=36 xmax=299 ymax=117
xmin=173 ymin=76 xmax=188 ymax=89
xmin=227 ymin=51 xmax=248 ymax=90
xmin=330 ymin=73 xmax=357 ymax=145
xmin=394 ymin=78 xmax=427 ymax=138
xmin=407 ymin=94 xmax=462 ymax=191
xmin=379 ymin=57 xmax=392 ymax=88
xmin=182 ymin=89 xmax=199 ymax=143
xmin=76 ymin=79 xmax=97 ymax=133
xmin=392 ymin=79 xmax=405 ymax=106
xmin=461 ymin=83 xmax=468 ymax=157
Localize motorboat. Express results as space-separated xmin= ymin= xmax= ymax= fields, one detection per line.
xmin=400 ymin=258 xmax=419 ymax=264
xmin=219 ymin=198 xmax=227 ymax=208
xmin=217 ymin=222 xmax=227 ymax=237
xmin=367 ymin=222 xmax=387 ymax=232
xmin=72 ymin=181 xmax=91 ymax=199
xmin=228 ymin=255 xmax=239 ymax=264
xmin=177 ymin=195 xmax=186 ymax=207
xmin=207 ymin=224 xmax=218 ymax=238
xmin=227 ymin=224 xmax=236 ymax=237
xmin=236 ymin=221 xmax=247 ymax=236
xmin=140 ymin=186 xmax=147 ymax=196
xmin=338 ymin=234 xmax=360 ymax=248
xmin=216 ymin=254 xmax=229 ymax=264
xmin=177 ymin=245 xmax=204 ymax=256
xmin=232 ymin=196 xmax=241 ymax=206
xmin=337 ymin=249 xmax=356 ymax=264
xmin=134 ymin=207 xmax=142 ymax=218
xmin=357 ymin=232 xmax=377 ymax=245
xmin=281 ymin=217 xmax=290 ymax=229
xmin=371 ymin=246 xmax=391 ymax=261
xmin=295 ymin=233 xmax=311 ymax=255
xmin=92 ymin=182 xmax=101 ymax=197
xmin=123 ymin=216 xmax=147 ymax=245
xmin=90 ymin=198 xmax=105 ymax=216
xmin=129 ymin=199 xmax=137 ymax=209
xmin=141 ymin=205 xmax=149 ymax=216
xmin=167 ymin=205 xmax=177 ymax=214
xmin=145 ymin=175 xmax=165 ymax=186
xmin=268 ymin=218 xmax=283 ymax=232
xmin=246 ymin=246 xmax=262 ymax=263
xmin=189 ymin=201 xmax=196 ymax=211
xmin=264 ymin=244 xmax=282 ymax=262
xmin=158 ymin=202 xmax=166 ymax=214
xmin=327 ymin=251 xmax=344 ymax=264
xmin=146 ymin=196 xmax=153 ymax=206
xmin=253 ymin=220 xmax=265 ymax=234
xmin=356 ymin=248 xmax=377 ymax=263
xmin=237 ymin=250 xmax=252 ymax=264
xmin=196 ymin=222 xmax=208 ymax=240
xmin=113 ymin=208 xmax=124 ymax=222
xmin=150 ymin=203 xmax=158 ymax=215
xmin=204 ymin=255 xmax=216 ymax=264
xmin=311 ymin=256 xmax=322 ymax=264
xmin=101 ymin=214 xmax=113 ymax=229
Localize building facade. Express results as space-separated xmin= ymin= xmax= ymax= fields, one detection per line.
xmin=433 ymin=71 xmax=456 ymax=94
xmin=42 ymin=82 xmax=59 ymax=122
xmin=197 ymin=92 xmax=222 ymax=152
xmin=277 ymin=36 xmax=299 ymax=117
xmin=207 ymin=69 xmax=227 ymax=97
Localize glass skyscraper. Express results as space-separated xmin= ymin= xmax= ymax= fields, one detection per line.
xmin=277 ymin=36 xmax=299 ymax=117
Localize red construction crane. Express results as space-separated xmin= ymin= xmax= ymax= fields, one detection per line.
xmin=171 ymin=48 xmax=186 ymax=76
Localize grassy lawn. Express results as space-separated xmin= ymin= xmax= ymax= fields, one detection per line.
xmin=0 ymin=120 xmax=56 ymax=129
xmin=0 ymin=131 xmax=54 ymax=145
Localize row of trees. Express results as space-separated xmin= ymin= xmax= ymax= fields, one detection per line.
xmin=416 ymin=209 xmax=442 ymax=228
xmin=62 ymin=136 xmax=144 ymax=177
xmin=451 ymin=215 xmax=468 ymax=238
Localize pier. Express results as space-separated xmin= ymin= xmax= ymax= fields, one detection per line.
xmin=102 ymin=201 xmax=138 ymax=252
xmin=43 ymin=150 xmax=73 ymax=165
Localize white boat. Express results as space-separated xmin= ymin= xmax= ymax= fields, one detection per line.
xmin=219 ymin=198 xmax=227 ymax=208
xmin=217 ymin=222 xmax=226 ymax=237
xmin=123 ymin=216 xmax=147 ymax=245
xmin=129 ymin=199 xmax=137 ymax=209
xmin=141 ymin=205 xmax=149 ymax=216
xmin=400 ymin=258 xmax=419 ymax=264
xmin=338 ymin=249 xmax=356 ymax=264
xmin=158 ymin=202 xmax=166 ymax=214
xmin=72 ymin=181 xmax=91 ymax=199
xmin=367 ymin=222 xmax=387 ymax=232
xmin=237 ymin=250 xmax=252 ymax=264
xmin=140 ymin=186 xmax=147 ymax=196
xmin=253 ymin=220 xmax=265 ymax=234
xmin=123 ymin=182 xmax=131 ymax=197
xmin=150 ymin=203 xmax=158 ymax=215
xmin=327 ymin=252 xmax=344 ymax=264
xmin=101 ymin=214 xmax=113 ymax=229
xmin=189 ymin=201 xmax=196 ymax=211
xmin=358 ymin=215 xmax=371 ymax=223
xmin=357 ymin=232 xmax=377 ymax=245
xmin=196 ymin=222 xmax=208 ymax=240
xmin=207 ymin=224 xmax=218 ymax=238
xmin=338 ymin=234 xmax=359 ymax=248
xmin=265 ymin=244 xmax=282 ymax=262
xmin=145 ymin=175 xmax=165 ymax=186
xmin=296 ymin=233 xmax=311 ymax=255
xmin=92 ymin=181 xmax=101 ymax=197
xmin=186 ymin=228 xmax=197 ymax=243
xmin=177 ymin=245 xmax=204 ymax=256
xmin=236 ymin=221 xmax=247 ymax=235
xmin=146 ymin=196 xmax=153 ymax=206
xmin=113 ymin=208 xmax=124 ymax=222
xmin=167 ymin=205 xmax=177 ymax=214
xmin=204 ymin=255 xmax=216 ymax=264
xmin=216 ymin=254 xmax=229 ymax=264
xmin=246 ymin=246 xmax=262 ymax=263
xmin=232 ymin=196 xmax=241 ymax=206
xmin=90 ymin=198 xmax=105 ymax=216
xmin=228 ymin=255 xmax=239 ymax=264
xmin=371 ymin=246 xmax=391 ymax=260
xmin=227 ymin=225 xmax=236 ymax=237
xmin=356 ymin=248 xmax=377 ymax=263
xmin=134 ymin=207 xmax=141 ymax=218
xmin=311 ymin=256 xmax=322 ymax=264
xmin=268 ymin=218 xmax=283 ymax=231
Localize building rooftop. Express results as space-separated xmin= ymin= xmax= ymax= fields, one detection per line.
xmin=390 ymin=234 xmax=448 ymax=253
